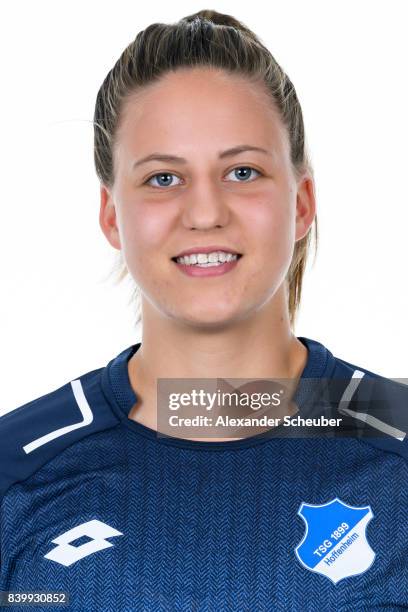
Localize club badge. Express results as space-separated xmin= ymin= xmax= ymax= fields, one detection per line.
xmin=295 ymin=497 xmax=375 ymax=584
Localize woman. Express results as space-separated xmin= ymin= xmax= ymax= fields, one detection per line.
xmin=1 ymin=9 xmax=407 ymax=611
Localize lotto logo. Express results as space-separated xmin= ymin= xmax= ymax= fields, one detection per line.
xmin=44 ymin=519 xmax=123 ymax=567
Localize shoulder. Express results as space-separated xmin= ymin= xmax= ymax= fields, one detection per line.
xmin=329 ymin=349 xmax=408 ymax=462
xmin=0 ymin=365 xmax=120 ymax=501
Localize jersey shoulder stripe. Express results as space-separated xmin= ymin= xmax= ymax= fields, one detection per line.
xmin=0 ymin=366 xmax=120 ymax=501
xmin=330 ymin=354 xmax=408 ymax=461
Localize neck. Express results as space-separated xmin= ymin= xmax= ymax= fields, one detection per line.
xmin=127 ymin=287 xmax=308 ymax=433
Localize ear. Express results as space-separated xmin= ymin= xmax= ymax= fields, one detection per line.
xmin=99 ymin=184 xmax=122 ymax=250
xmin=295 ymin=173 xmax=316 ymax=242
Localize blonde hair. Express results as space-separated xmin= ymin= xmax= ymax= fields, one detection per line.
xmin=93 ymin=9 xmax=318 ymax=329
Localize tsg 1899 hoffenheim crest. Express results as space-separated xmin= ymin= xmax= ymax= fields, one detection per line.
xmin=295 ymin=497 xmax=375 ymax=584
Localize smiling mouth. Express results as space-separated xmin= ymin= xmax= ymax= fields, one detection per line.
xmin=171 ymin=254 xmax=243 ymax=266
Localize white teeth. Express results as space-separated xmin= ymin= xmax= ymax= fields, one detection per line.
xmin=175 ymin=251 xmax=239 ymax=266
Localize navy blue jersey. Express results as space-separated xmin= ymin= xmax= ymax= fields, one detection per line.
xmin=1 ymin=337 xmax=407 ymax=611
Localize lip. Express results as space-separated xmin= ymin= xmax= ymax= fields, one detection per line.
xmin=172 ymin=245 xmax=242 ymax=259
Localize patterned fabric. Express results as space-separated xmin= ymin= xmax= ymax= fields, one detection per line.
xmin=1 ymin=337 xmax=407 ymax=611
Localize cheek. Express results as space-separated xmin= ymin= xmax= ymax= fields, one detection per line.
xmin=243 ymin=192 xmax=295 ymax=260
xmin=114 ymin=198 xmax=174 ymax=290
xmin=120 ymin=203 xmax=174 ymax=260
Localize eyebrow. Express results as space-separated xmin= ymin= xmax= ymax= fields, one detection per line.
xmin=131 ymin=144 xmax=270 ymax=170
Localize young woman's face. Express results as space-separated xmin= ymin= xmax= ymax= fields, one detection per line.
xmin=101 ymin=67 xmax=314 ymax=328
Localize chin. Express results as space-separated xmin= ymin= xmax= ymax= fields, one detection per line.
xmin=174 ymin=306 xmax=244 ymax=329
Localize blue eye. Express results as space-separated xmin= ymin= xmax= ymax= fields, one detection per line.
xmin=145 ymin=172 xmax=183 ymax=188
xmin=144 ymin=166 xmax=261 ymax=188
xmin=226 ymin=166 xmax=261 ymax=182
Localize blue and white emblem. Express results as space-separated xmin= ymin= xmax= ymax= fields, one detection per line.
xmin=295 ymin=497 xmax=375 ymax=584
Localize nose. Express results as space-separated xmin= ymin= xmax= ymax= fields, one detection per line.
xmin=180 ymin=177 xmax=231 ymax=230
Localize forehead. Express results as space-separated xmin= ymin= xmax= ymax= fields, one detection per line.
xmin=115 ymin=67 xmax=289 ymax=160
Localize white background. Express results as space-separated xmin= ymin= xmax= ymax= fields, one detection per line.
xmin=1 ymin=1 xmax=407 ymax=415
